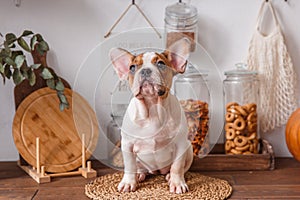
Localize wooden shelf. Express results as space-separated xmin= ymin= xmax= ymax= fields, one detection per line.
xmin=191 ymin=139 xmax=275 ymax=171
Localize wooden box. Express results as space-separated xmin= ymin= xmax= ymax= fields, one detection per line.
xmin=190 ymin=139 xmax=275 ymax=171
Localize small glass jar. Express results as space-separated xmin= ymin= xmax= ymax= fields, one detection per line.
xmin=107 ymin=80 xmax=131 ymax=167
xmin=223 ymin=63 xmax=260 ymax=155
xmin=106 ymin=115 xmax=123 ymax=168
xmin=174 ymin=63 xmax=210 ymax=156
xmin=164 ymin=1 xmax=198 ymax=52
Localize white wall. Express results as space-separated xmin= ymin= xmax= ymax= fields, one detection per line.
xmin=1 ymin=0 xmax=299 ymax=161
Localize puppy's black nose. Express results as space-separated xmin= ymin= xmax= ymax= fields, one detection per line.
xmin=140 ymin=68 xmax=152 ymax=78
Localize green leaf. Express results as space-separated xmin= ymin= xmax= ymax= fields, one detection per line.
xmin=57 ymin=91 xmax=69 ymax=111
xmin=20 ymin=60 xmax=29 ymax=72
xmin=0 ymin=48 xmax=11 ymax=57
xmin=12 ymin=69 xmax=24 ymax=85
xmin=0 ymin=63 xmax=3 ymax=74
xmin=21 ymin=30 xmax=34 ymax=37
xmin=3 ymin=41 xmax=11 ymax=53
xmin=5 ymin=33 xmax=16 ymax=40
xmin=28 ymin=69 xmax=36 ymax=86
xmin=5 ymin=33 xmax=17 ymax=44
xmin=41 ymin=68 xmax=53 ymax=79
xmin=21 ymin=68 xmax=28 ymax=79
xmin=11 ymin=51 xmax=24 ymax=59
xmin=1 ymin=75 xmax=5 ymax=84
xmin=4 ymin=65 xmax=12 ymax=79
xmin=38 ymin=41 xmax=49 ymax=51
xmin=1 ymin=72 xmax=6 ymax=84
xmin=58 ymin=92 xmax=68 ymax=104
xmin=46 ymin=78 xmax=55 ymax=89
xmin=55 ymin=79 xmax=65 ymax=91
xmin=17 ymin=37 xmax=31 ymax=52
xmin=15 ymin=55 xmax=25 ymax=68
xmin=59 ymin=102 xmax=69 ymax=111
xmin=59 ymin=103 xmax=64 ymax=111
xmin=4 ymin=57 xmax=15 ymax=66
xmin=30 ymin=64 xmax=41 ymax=69
xmin=30 ymin=35 xmax=37 ymax=50
xmin=35 ymin=34 xmax=44 ymax=42
xmin=8 ymin=43 xmax=16 ymax=48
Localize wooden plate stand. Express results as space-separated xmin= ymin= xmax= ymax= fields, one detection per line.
xmin=18 ymin=134 xmax=97 ymax=183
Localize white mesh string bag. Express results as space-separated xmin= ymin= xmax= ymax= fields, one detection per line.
xmin=247 ymin=1 xmax=298 ymax=133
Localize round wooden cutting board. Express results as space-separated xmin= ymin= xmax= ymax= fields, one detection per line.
xmin=13 ymin=88 xmax=99 ymax=173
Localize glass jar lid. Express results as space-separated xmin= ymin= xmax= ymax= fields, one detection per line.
xmin=224 ymin=63 xmax=258 ymax=76
xmin=176 ymin=63 xmax=208 ymax=82
xmin=165 ymin=2 xmax=198 ymax=27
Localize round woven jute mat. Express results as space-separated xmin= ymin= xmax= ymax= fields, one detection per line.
xmin=85 ymin=172 xmax=232 ymax=200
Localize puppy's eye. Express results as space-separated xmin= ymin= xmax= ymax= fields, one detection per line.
xmin=157 ymin=61 xmax=166 ymax=70
xmin=129 ymin=65 xmax=137 ymax=73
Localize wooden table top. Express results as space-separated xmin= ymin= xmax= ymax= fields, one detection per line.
xmin=0 ymin=158 xmax=299 ymax=199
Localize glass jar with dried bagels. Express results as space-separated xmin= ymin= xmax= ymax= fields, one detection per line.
xmin=164 ymin=1 xmax=198 ymax=52
xmin=223 ymin=63 xmax=260 ymax=155
xmin=174 ymin=63 xmax=210 ymax=156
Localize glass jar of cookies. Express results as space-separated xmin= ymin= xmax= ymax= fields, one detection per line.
xmin=164 ymin=0 xmax=198 ymax=52
xmin=223 ymin=63 xmax=260 ymax=155
xmin=174 ymin=63 xmax=210 ymax=156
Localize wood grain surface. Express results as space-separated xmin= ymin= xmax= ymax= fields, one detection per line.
xmin=14 ymin=50 xmax=72 ymax=166
xmin=1 ymin=158 xmax=300 ymax=199
xmin=12 ymin=88 xmax=99 ymax=173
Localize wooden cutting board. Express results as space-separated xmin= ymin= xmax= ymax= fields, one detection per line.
xmin=12 ymin=87 xmax=99 ymax=173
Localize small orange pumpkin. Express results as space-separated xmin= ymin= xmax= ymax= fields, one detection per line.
xmin=285 ymin=108 xmax=300 ymax=162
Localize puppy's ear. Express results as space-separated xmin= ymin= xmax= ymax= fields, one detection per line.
xmin=110 ymin=48 xmax=133 ymax=80
xmin=164 ymin=38 xmax=191 ymax=73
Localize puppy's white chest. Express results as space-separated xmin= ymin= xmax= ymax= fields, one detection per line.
xmin=123 ymin=111 xmax=177 ymax=156
xmin=131 ymin=130 xmax=174 ymax=153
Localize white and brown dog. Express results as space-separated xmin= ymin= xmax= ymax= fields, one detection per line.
xmin=110 ymin=38 xmax=193 ymax=194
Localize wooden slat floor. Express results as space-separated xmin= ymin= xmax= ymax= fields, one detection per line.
xmin=0 ymin=158 xmax=299 ymax=200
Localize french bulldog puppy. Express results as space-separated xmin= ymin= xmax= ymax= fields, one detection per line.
xmin=110 ymin=38 xmax=193 ymax=194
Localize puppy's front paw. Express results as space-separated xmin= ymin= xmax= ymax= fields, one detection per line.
xmin=169 ymin=174 xmax=189 ymax=194
xmin=118 ymin=173 xmax=137 ymax=192
xmin=137 ymin=173 xmax=146 ymax=182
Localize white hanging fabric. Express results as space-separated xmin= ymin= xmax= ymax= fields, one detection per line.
xmin=247 ymin=1 xmax=298 ymax=133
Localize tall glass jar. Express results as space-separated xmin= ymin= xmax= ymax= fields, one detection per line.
xmin=164 ymin=1 xmax=198 ymax=52
xmin=223 ymin=63 xmax=260 ymax=155
xmin=174 ymin=63 xmax=209 ymax=156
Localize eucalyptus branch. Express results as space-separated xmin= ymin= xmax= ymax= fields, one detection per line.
xmin=0 ymin=30 xmax=69 ymax=111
